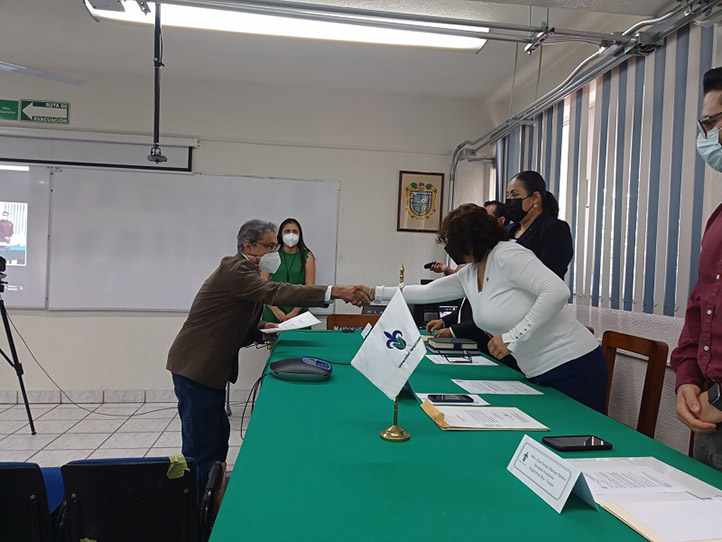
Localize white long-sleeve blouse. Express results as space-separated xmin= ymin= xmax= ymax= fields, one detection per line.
xmin=374 ymin=241 xmax=599 ymax=378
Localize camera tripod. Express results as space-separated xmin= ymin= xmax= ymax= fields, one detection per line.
xmin=0 ymin=292 xmax=36 ymax=434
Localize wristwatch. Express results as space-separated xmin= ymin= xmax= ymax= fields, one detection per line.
xmin=709 ymin=382 xmax=722 ymax=411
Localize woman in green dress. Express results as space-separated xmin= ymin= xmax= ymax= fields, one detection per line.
xmin=261 ymin=218 xmax=316 ymax=323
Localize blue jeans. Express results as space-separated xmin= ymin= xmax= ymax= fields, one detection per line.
xmin=529 ymin=346 xmax=609 ymax=414
xmin=172 ymin=373 xmax=230 ymax=487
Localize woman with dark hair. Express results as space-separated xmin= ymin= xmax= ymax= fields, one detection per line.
xmin=504 ymin=170 xmax=573 ymax=279
xmin=261 ymin=218 xmax=316 ymax=323
xmin=427 ymin=172 xmax=572 ymax=344
xmin=370 ymin=204 xmax=608 ymax=413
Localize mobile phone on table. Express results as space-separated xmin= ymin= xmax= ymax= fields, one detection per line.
xmin=541 ymin=435 xmax=612 ymax=452
xmin=427 ymin=394 xmax=474 ymax=403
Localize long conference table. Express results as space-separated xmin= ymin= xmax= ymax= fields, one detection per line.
xmin=210 ymin=330 xmax=722 ymax=541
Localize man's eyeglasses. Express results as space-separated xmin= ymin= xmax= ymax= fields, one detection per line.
xmin=256 ymin=241 xmax=280 ymax=251
xmin=698 ymin=111 xmax=722 ymax=138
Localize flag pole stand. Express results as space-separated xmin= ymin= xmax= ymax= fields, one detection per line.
xmin=380 ymin=397 xmax=409 ymax=442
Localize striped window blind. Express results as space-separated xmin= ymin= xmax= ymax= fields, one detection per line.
xmin=496 ymin=23 xmax=715 ymax=316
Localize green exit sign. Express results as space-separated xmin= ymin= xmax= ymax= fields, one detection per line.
xmin=20 ymin=100 xmax=70 ymax=124
xmin=0 ymin=100 xmax=19 ymax=121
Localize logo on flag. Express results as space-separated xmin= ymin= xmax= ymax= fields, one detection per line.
xmin=384 ymin=330 xmax=406 ymax=350
xmin=351 ymin=289 xmax=426 ymax=400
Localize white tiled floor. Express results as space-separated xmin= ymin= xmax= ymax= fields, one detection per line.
xmin=0 ymin=402 xmax=245 ymax=469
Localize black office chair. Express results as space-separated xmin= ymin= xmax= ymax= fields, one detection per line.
xmin=60 ymin=456 xmax=219 ymax=542
xmin=0 ymin=462 xmax=64 ymax=542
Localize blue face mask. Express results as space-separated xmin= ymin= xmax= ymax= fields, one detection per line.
xmin=697 ymin=127 xmax=722 ymax=172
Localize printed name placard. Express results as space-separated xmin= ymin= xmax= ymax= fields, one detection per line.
xmin=507 ymin=435 xmax=597 ymax=513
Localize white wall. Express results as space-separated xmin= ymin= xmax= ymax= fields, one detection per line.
xmin=0 ymin=70 xmax=485 ymax=398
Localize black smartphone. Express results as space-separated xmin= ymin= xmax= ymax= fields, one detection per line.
xmin=542 ymin=435 xmax=612 ymax=452
xmin=427 ymin=394 xmax=474 ymax=403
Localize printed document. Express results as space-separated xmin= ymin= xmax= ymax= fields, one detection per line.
xmin=452 ymin=379 xmax=543 ymax=395
xmin=580 ymin=467 xmax=687 ymax=496
xmin=421 ymin=401 xmax=548 ymax=430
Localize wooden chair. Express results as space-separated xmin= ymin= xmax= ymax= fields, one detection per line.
xmin=326 ymin=314 xmax=380 ymax=330
xmin=601 ymin=330 xmax=668 ymax=439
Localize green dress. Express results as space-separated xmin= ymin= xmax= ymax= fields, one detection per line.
xmin=262 ymin=249 xmax=310 ymax=323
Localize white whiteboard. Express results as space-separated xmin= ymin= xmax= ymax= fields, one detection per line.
xmin=48 ymin=168 xmax=339 ymax=311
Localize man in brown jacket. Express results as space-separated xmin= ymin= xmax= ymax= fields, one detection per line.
xmin=167 ymin=219 xmax=368 ymax=483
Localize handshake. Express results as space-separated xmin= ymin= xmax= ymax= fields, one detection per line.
xmin=330 ymin=285 xmax=375 ymax=307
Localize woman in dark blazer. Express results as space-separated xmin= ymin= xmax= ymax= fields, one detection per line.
xmin=429 ymin=171 xmax=573 ymax=369
xmin=504 ymin=170 xmax=573 ymax=279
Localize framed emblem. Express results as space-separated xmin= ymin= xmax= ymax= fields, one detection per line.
xmin=397 ymin=171 xmax=444 ymax=233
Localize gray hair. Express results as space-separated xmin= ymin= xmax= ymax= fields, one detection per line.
xmin=237 ymin=219 xmax=277 ymax=253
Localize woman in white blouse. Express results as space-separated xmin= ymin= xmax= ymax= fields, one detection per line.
xmin=372 ymin=203 xmax=608 ymax=413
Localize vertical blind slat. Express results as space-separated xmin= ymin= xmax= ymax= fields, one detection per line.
xmin=643 ymin=42 xmax=667 ymax=314
xmin=491 ymin=23 xmax=709 ymax=316
xmin=611 ymin=63 xmax=629 ymax=310
xmin=624 ymin=56 xmax=646 ymax=311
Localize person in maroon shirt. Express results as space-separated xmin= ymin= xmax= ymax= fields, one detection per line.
xmin=0 ymin=211 xmax=12 ymax=243
xmin=672 ymin=67 xmax=722 ymax=470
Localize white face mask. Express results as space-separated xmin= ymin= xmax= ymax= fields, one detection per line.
xmin=258 ymin=251 xmax=281 ymax=274
xmin=697 ymin=127 xmax=722 ymax=172
xmin=283 ymin=233 xmax=299 ymax=248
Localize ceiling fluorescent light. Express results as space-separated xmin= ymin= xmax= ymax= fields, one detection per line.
xmin=85 ymin=1 xmax=487 ymax=51
xmin=0 ymin=165 xmax=30 ymax=171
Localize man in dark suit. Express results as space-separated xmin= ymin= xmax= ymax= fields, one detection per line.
xmin=167 ymin=219 xmax=368 ymax=482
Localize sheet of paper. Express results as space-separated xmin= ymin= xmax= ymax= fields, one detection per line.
xmin=612 ymin=499 xmax=722 ymax=542
xmin=260 ymin=312 xmax=321 ymax=333
xmin=416 ymin=393 xmax=489 ymax=406
xmin=581 ymin=467 xmax=687 ymax=496
xmin=452 ymin=379 xmax=543 ymax=395
xmin=434 ymin=405 xmax=548 ymax=430
xmin=427 ymin=354 xmax=497 ymax=366
xmin=567 ymin=457 xmax=722 ymax=500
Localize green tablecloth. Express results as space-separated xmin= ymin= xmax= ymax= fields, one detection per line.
xmin=211 ymin=330 xmax=722 ymax=541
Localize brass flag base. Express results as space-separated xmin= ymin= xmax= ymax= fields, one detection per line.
xmin=380 ymin=397 xmax=410 ymax=442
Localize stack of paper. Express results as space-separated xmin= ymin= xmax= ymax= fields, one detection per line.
xmin=421 ymin=401 xmax=548 ymax=431
xmin=568 ymin=457 xmax=722 ymax=542
xmin=602 ymin=500 xmax=722 ymax=542
xmin=427 ymin=337 xmax=478 ymax=350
